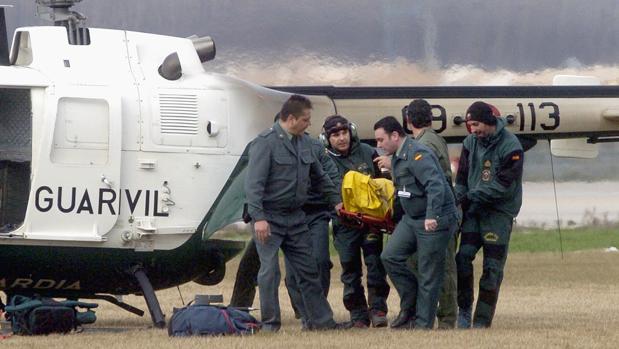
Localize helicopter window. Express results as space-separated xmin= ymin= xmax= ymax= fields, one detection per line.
xmin=10 ymin=31 xmax=33 ymax=66
xmin=0 ymin=88 xmax=32 ymax=229
xmin=201 ymin=145 xmax=249 ymax=239
xmin=50 ymin=97 xmax=109 ymax=165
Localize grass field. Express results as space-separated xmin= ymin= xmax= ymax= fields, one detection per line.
xmin=4 ymin=228 xmax=619 ymax=348
xmin=511 ymin=225 xmax=619 ymax=253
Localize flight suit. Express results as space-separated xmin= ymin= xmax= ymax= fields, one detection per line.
xmin=454 ymin=117 xmax=524 ymax=328
xmin=245 ymin=122 xmax=341 ymax=331
xmin=408 ymin=128 xmax=458 ymax=329
xmin=328 ymin=140 xmax=390 ymax=325
xmin=285 ymin=138 xmax=340 ymax=324
xmin=381 ymin=136 xmax=457 ymax=329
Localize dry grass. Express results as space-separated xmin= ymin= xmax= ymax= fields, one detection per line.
xmin=4 ymin=250 xmax=619 ymax=348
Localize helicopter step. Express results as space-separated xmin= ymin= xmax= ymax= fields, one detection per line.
xmin=133 ymin=267 xmax=165 ymax=328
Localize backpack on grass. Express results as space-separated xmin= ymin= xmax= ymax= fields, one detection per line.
xmin=4 ymin=295 xmax=98 ymax=335
xmin=168 ymin=303 xmax=259 ymax=337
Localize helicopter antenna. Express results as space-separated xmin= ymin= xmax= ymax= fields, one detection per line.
xmin=35 ymin=0 xmax=89 ymax=45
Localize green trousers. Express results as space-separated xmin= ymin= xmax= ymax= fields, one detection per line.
xmin=456 ymin=209 xmax=513 ymax=328
xmin=333 ymin=223 xmax=390 ymax=323
xmin=285 ymin=210 xmax=332 ymax=324
xmin=408 ymin=230 xmax=458 ymax=328
xmin=381 ymin=213 xmax=457 ymax=329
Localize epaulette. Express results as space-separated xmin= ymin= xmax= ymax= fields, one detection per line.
xmin=259 ymin=127 xmax=275 ymax=138
xmin=399 ymin=142 xmax=414 ymax=160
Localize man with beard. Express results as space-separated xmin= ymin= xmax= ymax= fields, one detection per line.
xmin=455 ymin=101 xmax=524 ymax=329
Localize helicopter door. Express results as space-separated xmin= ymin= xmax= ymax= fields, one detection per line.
xmin=25 ymin=86 xmax=122 ymax=242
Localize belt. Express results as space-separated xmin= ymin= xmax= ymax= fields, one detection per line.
xmin=267 ymin=206 xmax=302 ymax=214
xmin=302 ymin=203 xmax=330 ymax=213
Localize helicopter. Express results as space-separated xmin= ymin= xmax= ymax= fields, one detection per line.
xmin=0 ymin=0 xmax=618 ymax=328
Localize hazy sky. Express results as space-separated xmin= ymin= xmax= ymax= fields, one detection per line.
xmin=4 ymin=0 xmax=619 ymax=72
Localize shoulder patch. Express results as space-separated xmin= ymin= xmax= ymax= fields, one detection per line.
xmin=414 ymin=153 xmax=423 ymax=161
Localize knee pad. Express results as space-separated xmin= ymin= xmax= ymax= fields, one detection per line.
xmin=362 ymin=240 xmax=381 ymax=256
xmin=479 ymin=261 xmax=504 ymax=291
xmin=456 ymin=245 xmax=477 ymax=264
xmin=483 ymin=244 xmax=507 ymax=261
xmin=460 ymin=231 xmax=481 ymax=246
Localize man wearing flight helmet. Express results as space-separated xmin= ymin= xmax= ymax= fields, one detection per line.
xmin=321 ymin=115 xmax=390 ymax=328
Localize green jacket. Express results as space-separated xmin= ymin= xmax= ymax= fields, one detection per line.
xmin=415 ymin=128 xmax=452 ymax=184
xmin=245 ymin=122 xmax=341 ymax=225
xmin=327 ymin=139 xmax=379 ymax=179
xmin=454 ymin=117 xmax=524 ymax=217
xmin=306 ymin=137 xmax=341 ymax=207
xmin=392 ymin=136 xmax=456 ymax=220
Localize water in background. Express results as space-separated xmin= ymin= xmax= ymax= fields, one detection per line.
xmin=520 ymin=182 xmax=619 ymax=228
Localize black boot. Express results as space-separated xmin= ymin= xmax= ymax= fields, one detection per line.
xmin=390 ymin=309 xmax=415 ymax=329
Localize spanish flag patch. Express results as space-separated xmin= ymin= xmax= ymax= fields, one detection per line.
xmin=512 ymin=154 xmax=521 ymax=161
xmin=414 ymin=153 xmax=423 ymax=161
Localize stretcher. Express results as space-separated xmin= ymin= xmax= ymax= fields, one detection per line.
xmin=337 ymin=207 xmax=395 ymax=234
xmin=338 ymin=171 xmax=396 ymax=234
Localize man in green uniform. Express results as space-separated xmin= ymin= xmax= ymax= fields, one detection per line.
xmin=285 ymin=135 xmax=340 ymax=327
xmin=455 ymin=101 xmax=524 ymax=329
xmin=230 ymin=137 xmax=339 ymax=319
xmin=374 ymin=116 xmax=458 ymax=330
xmin=230 ymin=113 xmax=340 ymax=324
xmin=322 ymin=115 xmax=390 ymax=328
xmin=406 ymin=99 xmax=457 ymax=329
xmin=376 ymin=100 xmax=458 ymax=329
xmin=245 ymin=95 xmax=348 ymax=332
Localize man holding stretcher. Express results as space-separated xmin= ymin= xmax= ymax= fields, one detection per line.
xmin=374 ymin=116 xmax=458 ymax=330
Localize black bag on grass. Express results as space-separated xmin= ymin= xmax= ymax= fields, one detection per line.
xmin=168 ymin=303 xmax=259 ymax=337
xmin=4 ymin=295 xmax=97 ymax=335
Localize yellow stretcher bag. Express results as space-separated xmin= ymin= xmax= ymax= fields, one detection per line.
xmin=341 ymin=171 xmax=394 ymax=219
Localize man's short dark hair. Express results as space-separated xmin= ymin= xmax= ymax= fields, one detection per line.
xmin=407 ymin=99 xmax=432 ymax=128
xmin=374 ymin=116 xmax=405 ymax=136
xmin=280 ymin=95 xmax=312 ymax=121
